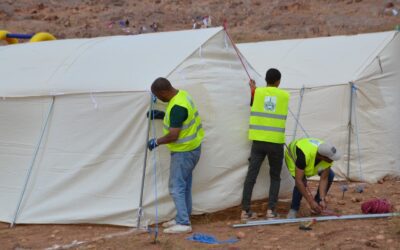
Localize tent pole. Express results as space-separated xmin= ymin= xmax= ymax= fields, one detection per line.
xmin=292 ymin=86 xmax=305 ymax=141
xmin=346 ymin=83 xmax=354 ymax=179
xmin=233 ymin=213 xmax=399 ymax=228
xmin=137 ymin=94 xmax=154 ymax=229
xmin=10 ymin=96 xmax=55 ymax=227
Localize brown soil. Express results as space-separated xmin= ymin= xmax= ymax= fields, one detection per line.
xmin=0 ymin=0 xmax=399 ymax=43
xmin=1 ymin=179 xmax=400 ymax=250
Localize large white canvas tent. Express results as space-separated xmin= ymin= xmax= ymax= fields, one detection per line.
xmin=0 ymin=27 xmax=294 ymax=226
xmin=238 ymin=31 xmax=400 ymax=183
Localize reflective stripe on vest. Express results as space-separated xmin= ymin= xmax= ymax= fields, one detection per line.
xmin=285 ymin=138 xmax=332 ymax=177
xmin=248 ymin=87 xmax=290 ymax=144
xmin=163 ymin=90 xmax=204 ymax=152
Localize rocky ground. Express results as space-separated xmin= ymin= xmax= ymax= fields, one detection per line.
xmin=0 ymin=0 xmax=399 ymax=43
xmin=1 ymin=179 xmax=400 ymax=249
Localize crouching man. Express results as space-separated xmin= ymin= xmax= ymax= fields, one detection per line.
xmin=285 ymin=138 xmax=341 ymax=218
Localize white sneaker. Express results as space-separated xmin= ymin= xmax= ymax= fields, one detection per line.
xmin=287 ymin=209 xmax=298 ymax=219
xmin=162 ymin=219 xmax=177 ymax=228
xmin=163 ymin=224 xmax=192 ymax=234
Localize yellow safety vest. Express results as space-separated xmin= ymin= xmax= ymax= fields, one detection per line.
xmin=249 ymin=87 xmax=290 ymax=144
xmin=163 ymin=90 xmax=204 ymax=152
xmin=285 ymin=138 xmax=332 ymax=177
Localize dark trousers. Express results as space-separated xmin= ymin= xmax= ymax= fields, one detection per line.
xmin=290 ymin=168 xmax=335 ymax=211
xmin=241 ymin=141 xmax=284 ymax=211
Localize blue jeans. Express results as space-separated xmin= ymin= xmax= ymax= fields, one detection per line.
xmin=169 ymin=146 xmax=201 ymax=225
xmin=291 ymin=168 xmax=335 ymax=211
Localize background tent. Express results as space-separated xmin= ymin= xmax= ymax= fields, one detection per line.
xmin=0 ymin=27 xmax=293 ymax=227
xmin=238 ymin=31 xmax=400 ymax=183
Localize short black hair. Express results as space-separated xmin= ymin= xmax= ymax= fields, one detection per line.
xmin=151 ymin=77 xmax=172 ymax=93
xmin=265 ymin=68 xmax=281 ymax=85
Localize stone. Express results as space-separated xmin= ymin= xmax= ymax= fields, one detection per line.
xmin=351 ymin=197 xmax=362 ymax=203
xmin=378 ymin=179 xmax=384 ymax=184
xmin=376 ymin=234 xmax=385 ymax=240
xmin=387 ymin=239 xmax=393 ymax=243
xmin=52 ymin=229 xmax=60 ymax=234
xmin=263 ymin=246 xmax=272 ymax=250
xmin=257 ymin=229 xmax=264 ymax=233
xmin=236 ymin=231 xmax=246 ymax=239
xmin=337 ymin=200 xmax=346 ymax=205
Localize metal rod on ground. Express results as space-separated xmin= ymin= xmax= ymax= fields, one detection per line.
xmin=346 ymin=82 xmax=354 ymax=179
xmin=233 ymin=213 xmax=399 ymax=228
xmin=137 ymin=94 xmax=154 ymax=229
xmin=11 ymin=96 xmax=55 ymax=227
xmin=292 ymin=86 xmax=305 ymax=141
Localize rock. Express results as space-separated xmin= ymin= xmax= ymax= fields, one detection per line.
xmin=270 ymin=237 xmax=279 ymax=241
xmin=395 ymin=205 xmax=400 ymax=211
xmin=263 ymin=246 xmax=272 ymax=250
xmin=351 ymin=197 xmax=362 ymax=203
xmin=50 ymin=234 xmax=55 ymax=238
xmin=236 ymin=231 xmax=246 ymax=239
xmin=387 ymin=239 xmax=393 ymax=243
xmin=226 ymin=222 xmax=232 ymax=226
xmin=378 ymin=179 xmax=384 ymax=184
xmin=257 ymin=229 xmax=264 ymax=233
xmin=337 ymin=200 xmax=346 ymax=205
xmin=376 ymin=234 xmax=385 ymax=240
xmin=87 ymin=244 xmax=96 ymax=249
xmin=309 ymin=232 xmax=316 ymax=237
xmin=52 ymin=229 xmax=60 ymax=234
xmin=365 ymin=240 xmax=379 ymax=248
xmin=55 ymin=236 xmax=62 ymax=240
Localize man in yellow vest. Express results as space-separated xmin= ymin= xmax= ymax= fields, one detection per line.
xmin=285 ymin=138 xmax=341 ymax=218
xmin=147 ymin=77 xmax=204 ymax=234
xmin=241 ymin=68 xmax=290 ymax=220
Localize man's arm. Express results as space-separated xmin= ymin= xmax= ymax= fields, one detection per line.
xmin=318 ymin=168 xmax=330 ymax=210
xmin=294 ymin=167 xmax=322 ymax=214
xmin=156 ymin=128 xmax=181 ymax=145
xmin=249 ymin=79 xmax=256 ymax=106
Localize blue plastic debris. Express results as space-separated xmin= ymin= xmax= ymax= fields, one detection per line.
xmin=187 ymin=233 xmax=239 ymax=244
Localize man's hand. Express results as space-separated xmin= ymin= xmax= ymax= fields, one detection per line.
xmin=319 ymin=199 xmax=327 ymax=210
xmin=249 ymin=79 xmax=256 ymax=90
xmin=147 ymin=138 xmax=158 ymax=151
xmin=309 ymin=200 xmax=322 ymax=214
xmin=146 ymin=110 xmax=165 ymax=120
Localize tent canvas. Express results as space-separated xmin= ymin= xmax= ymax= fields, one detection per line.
xmin=238 ymin=31 xmax=400 ymax=183
xmin=0 ymin=27 xmax=294 ymax=227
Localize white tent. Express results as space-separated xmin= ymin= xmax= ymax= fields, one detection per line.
xmin=238 ymin=31 xmax=400 ymax=183
xmin=0 ymin=27 xmax=294 ymax=227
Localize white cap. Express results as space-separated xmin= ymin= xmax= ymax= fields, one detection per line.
xmin=318 ymin=143 xmax=341 ymax=161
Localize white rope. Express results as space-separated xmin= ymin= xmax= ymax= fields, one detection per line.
xmin=352 ymin=85 xmax=364 ymax=181
xmin=292 ymin=86 xmax=305 ymax=140
xmin=90 ymin=92 xmax=98 ymax=110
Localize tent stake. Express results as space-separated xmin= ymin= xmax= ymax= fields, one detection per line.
xmin=11 ymin=96 xmax=55 ymax=227
xmin=292 ymin=86 xmax=305 ymax=141
xmin=137 ymin=94 xmax=154 ymax=229
xmin=346 ymin=82 xmax=354 ymax=179
xmin=233 ymin=213 xmax=399 ymax=228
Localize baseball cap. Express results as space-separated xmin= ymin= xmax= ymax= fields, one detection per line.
xmin=318 ymin=143 xmax=341 ymax=161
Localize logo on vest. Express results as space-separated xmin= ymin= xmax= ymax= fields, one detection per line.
xmin=264 ymin=96 xmax=277 ymax=112
xmin=309 ymin=139 xmax=321 ymax=147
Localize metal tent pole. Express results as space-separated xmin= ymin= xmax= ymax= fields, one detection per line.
xmin=292 ymin=86 xmax=305 ymax=141
xmin=137 ymin=94 xmax=154 ymax=229
xmin=233 ymin=213 xmax=399 ymax=228
xmin=346 ymin=82 xmax=354 ymax=179
xmin=11 ymin=96 xmax=55 ymax=227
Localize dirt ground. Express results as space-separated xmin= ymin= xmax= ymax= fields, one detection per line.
xmin=0 ymin=0 xmax=399 ymax=43
xmin=1 ymin=179 xmax=400 ymax=250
